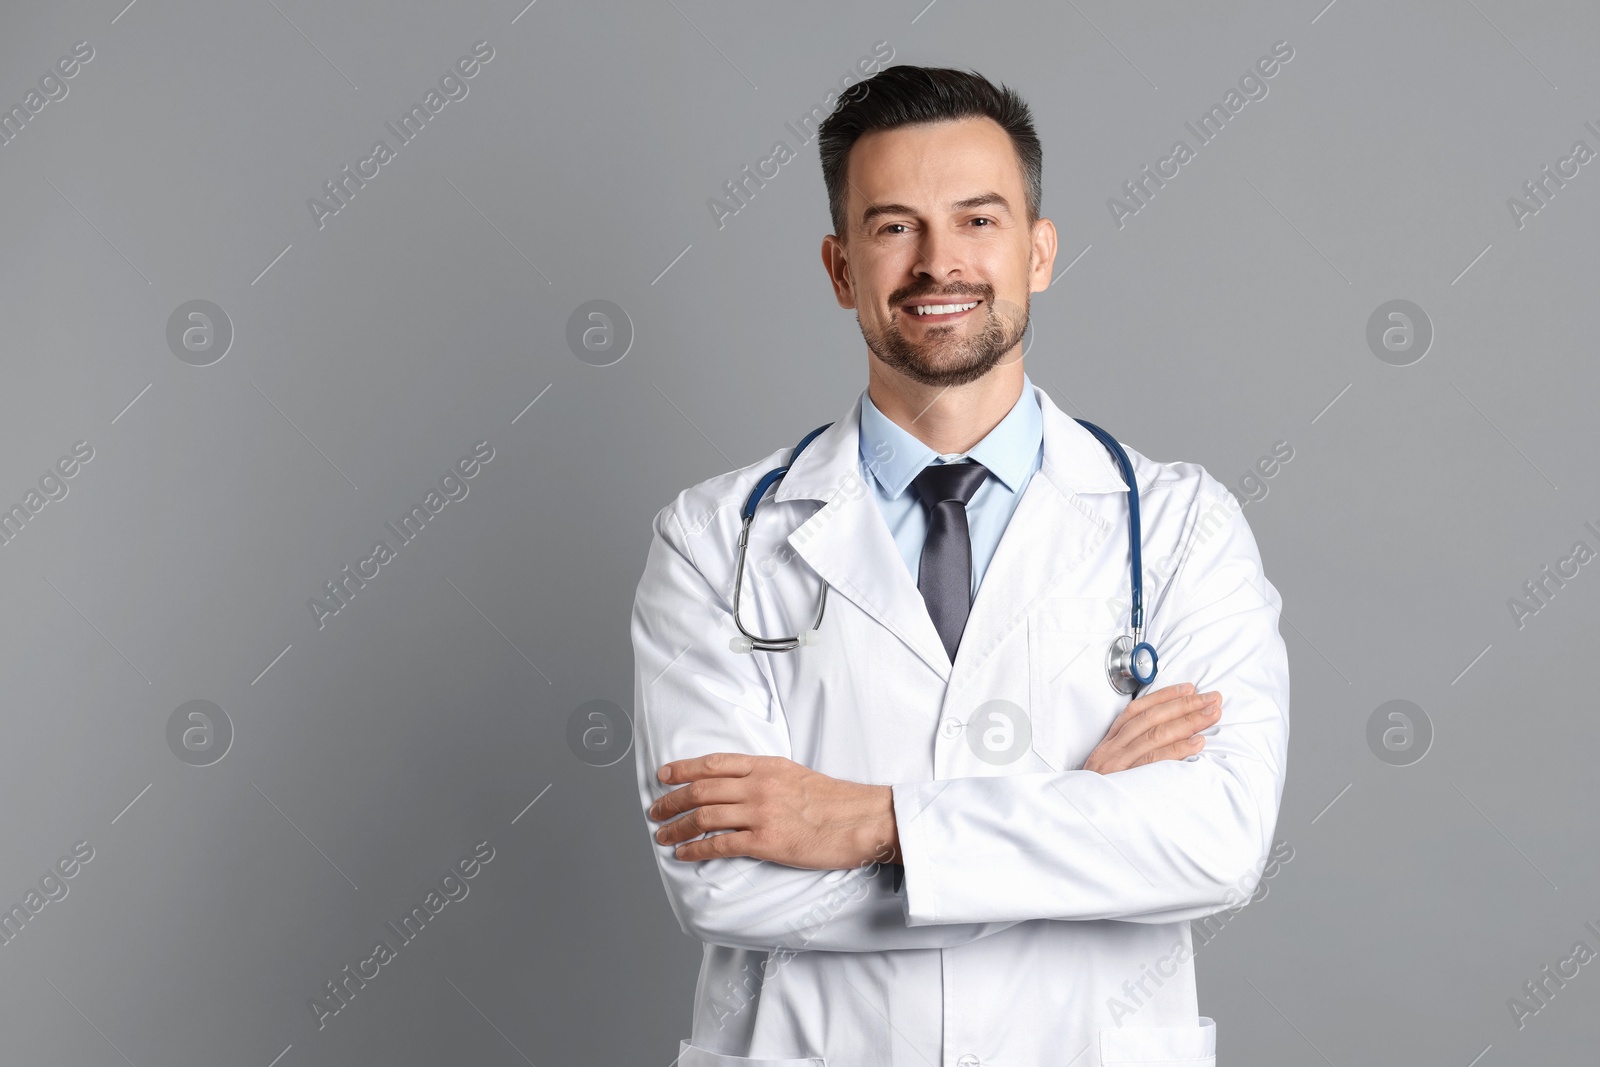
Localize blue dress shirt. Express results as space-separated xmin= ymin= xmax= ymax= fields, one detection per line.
xmin=857 ymin=374 xmax=1045 ymax=600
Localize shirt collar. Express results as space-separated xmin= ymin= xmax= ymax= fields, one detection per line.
xmin=858 ymin=373 xmax=1043 ymax=499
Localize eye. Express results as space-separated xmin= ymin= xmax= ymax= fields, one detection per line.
xmin=881 ymin=223 xmax=909 ymax=235
xmin=970 ymin=217 xmax=994 ymax=227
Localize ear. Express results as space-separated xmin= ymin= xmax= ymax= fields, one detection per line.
xmin=1028 ymin=216 xmax=1059 ymax=293
xmin=821 ymin=233 xmax=858 ymax=309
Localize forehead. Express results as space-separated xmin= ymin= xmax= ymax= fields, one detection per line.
xmin=844 ymin=115 xmax=1024 ymax=217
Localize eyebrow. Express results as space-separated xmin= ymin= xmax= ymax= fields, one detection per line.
xmin=859 ymin=192 xmax=1014 ymax=228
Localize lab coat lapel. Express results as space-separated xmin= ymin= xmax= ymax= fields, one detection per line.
xmin=945 ymin=386 xmax=1130 ymax=693
xmin=774 ymin=397 xmax=953 ymax=683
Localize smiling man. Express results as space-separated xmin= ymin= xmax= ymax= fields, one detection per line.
xmin=632 ymin=65 xmax=1290 ymax=1067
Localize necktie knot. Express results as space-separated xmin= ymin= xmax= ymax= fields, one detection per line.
xmin=910 ymin=460 xmax=990 ymax=512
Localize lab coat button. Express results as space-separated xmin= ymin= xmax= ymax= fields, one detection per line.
xmin=956 ymin=1055 xmax=981 ymax=1067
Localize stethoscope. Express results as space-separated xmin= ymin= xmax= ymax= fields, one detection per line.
xmin=728 ymin=419 xmax=1159 ymax=696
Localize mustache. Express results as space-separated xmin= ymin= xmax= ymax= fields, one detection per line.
xmin=893 ymin=286 xmax=989 ymax=305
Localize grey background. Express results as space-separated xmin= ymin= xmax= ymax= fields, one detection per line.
xmin=1 ymin=0 xmax=1596 ymax=1064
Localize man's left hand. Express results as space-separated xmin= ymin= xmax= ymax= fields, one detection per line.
xmin=649 ymin=753 xmax=900 ymax=870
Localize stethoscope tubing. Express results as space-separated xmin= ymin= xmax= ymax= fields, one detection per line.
xmin=727 ymin=416 xmax=1158 ymax=693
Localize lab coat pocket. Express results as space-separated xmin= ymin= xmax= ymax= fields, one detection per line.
xmin=677 ymin=1038 xmax=828 ymax=1067
xmin=1098 ymin=1015 xmax=1216 ymax=1065
xmin=1027 ymin=597 xmax=1125 ymax=772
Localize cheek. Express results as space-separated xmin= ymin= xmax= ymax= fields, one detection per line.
xmin=986 ymin=288 xmax=1031 ymax=325
xmin=980 ymin=252 xmax=1032 ymax=301
xmin=865 ymin=280 xmax=909 ymax=320
xmin=856 ymin=242 xmax=919 ymax=291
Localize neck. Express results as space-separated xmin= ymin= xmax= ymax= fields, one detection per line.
xmin=866 ymin=356 xmax=1026 ymax=455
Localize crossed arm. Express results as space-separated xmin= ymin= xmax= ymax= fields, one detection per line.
xmin=647 ymin=682 xmax=1225 ymax=869
xmin=631 ymin=479 xmax=1289 ymax=949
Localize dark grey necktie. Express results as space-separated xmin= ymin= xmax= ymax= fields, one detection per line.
xmin=910 ymin=460 xmax=991 ymax=661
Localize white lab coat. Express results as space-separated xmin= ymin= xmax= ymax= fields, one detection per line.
xmin=632 ymin=381 xmax=1290 ymax=1067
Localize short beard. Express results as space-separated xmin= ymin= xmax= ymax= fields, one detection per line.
xmin=859 ymin=290 xmax=1029 ymax=388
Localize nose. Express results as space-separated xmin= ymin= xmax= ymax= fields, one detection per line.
xmin=910 ymin=225 xmax=968 ymax=288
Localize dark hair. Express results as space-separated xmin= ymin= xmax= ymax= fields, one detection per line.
xmin=816 ymin=65 xmax=1042 ymax=239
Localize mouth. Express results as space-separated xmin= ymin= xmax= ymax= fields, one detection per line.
xmin=900 ymin=297 xmax=982 ymax=324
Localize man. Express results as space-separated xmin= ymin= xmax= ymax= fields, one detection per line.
xmin=632 ymin=65 xmax=1289 ymax=1067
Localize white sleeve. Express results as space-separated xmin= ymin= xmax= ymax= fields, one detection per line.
xmin=892 ymin=476 xmax=1291 ymax=926
xmin=632 ymin=499 xmax=1022 ymax=952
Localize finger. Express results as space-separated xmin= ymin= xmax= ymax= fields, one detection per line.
xmin=1102 ymin=682 xmax=1197 ymax=740
xmin=658 ymin=752 xmax=758 ymax=785
xmin=648 ymin=777 xmax=747 ymax=821
xmin=1115 ymin=695 xmax=1221 ymax=764
xmin=1115 ymin=690 xmax=1219 ymax=749
xmin=672 ymin=829 xmax=758 ymax=862
xmin=655 ymin=803 xmax=756 ymax=846
xmin=1141 ymin=696 xmax=1223 ymax=750
xmin=1134 ymin=733 xmax=1208 ymax=768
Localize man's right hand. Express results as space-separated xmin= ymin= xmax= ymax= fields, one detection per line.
xmin=1080 ymin=682 xmax=1222 ymax=775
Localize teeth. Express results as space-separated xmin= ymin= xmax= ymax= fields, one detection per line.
xmin=913 ymin=301 xmax=978 ymax=315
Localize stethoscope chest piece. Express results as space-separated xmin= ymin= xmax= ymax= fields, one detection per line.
xmin=1106 ymin=633 xmax=1160 ymax=696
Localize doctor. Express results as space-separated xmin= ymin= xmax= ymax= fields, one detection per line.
xmin=633 ymin=64 xmax=1290 ymax=1067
